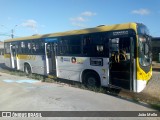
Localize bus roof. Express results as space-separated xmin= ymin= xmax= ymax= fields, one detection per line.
xmin=5 ymin=22 xmax=138 ymax=42
xmin=152 ymin=37 xmax=160 ymax=41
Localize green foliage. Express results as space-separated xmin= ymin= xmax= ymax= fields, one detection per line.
xmin=149 ymin=103 xmax=160 ymax=111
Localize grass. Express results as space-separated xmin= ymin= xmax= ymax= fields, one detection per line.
xmin=1 ymin=67 xmax=160 ymax=110
xmin=150 ymin=103 xmax=160 ymax=111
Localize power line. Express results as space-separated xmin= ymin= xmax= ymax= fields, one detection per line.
xmin=1 ymin=25 xmax=18 ymax=38
xmin=0 ymin=34 xmax=10 ymax=36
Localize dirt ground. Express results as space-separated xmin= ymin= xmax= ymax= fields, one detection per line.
xmin=119 ymin=62 xmax=160 ymax=109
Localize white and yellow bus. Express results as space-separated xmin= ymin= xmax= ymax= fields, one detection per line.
xmin=4 ymin=22 xmax=152 ymax=92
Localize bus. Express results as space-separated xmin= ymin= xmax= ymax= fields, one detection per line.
xmin=3 ymin=22 xmax=152 ymax=92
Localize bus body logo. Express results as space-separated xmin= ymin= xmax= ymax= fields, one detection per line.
xmin=71 ymin=57 xmax=76 ymax=63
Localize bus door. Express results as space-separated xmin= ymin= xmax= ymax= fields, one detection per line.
xmin=10 ymin=44 xmax=17 ymax=69
xmin=109 ymin=37 xmax=134 ymax=90
xmin=45 ymin=42 xmax=57 ymax=75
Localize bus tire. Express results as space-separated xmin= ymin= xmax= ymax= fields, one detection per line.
xmin=24 ymin=64 xmax=31 ymax=75
xmin=83 ymin=71 xmax=100 ymax=87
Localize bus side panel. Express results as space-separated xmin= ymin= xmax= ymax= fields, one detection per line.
xmin=4 ymin=54 xmax=11 ymax=68
xmin=56 ymin=56 xmax=109 ymax=86
xmin=0 ymin=55 xmax=4 ymax=64
xmin=17 ymin=54 xmax=47 ymax=75
xmin=56 ymin=56 xmax=82 ymax=81
xmin=100 ymin=58 xmax=109 ymax=87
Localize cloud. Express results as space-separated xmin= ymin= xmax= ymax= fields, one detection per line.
xmin=22 ymin=19 xmax=37 ymax=29
xmin=70 ymin=16 xmax=87 ymax=22
xmin=21 ymin=19 xmax=38 ymax=33
xmin=70 ymin=11 xmax=97 ymax=28
xmin=132 ymin=9 xmax=150 ymax=15
xmin=81 ymin=11 xmax=96 ymax=17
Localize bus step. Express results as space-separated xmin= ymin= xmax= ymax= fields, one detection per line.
xmin=48 ymin=71 xmax=56 ymax=79
xmin=49 ymin=71 xmax=56 ymax=75
xmin=111 ymin=77 xmax=129 ymax=82
xmin=108 ymin=84 xmax=124 ymax=90
xmin=110 ymin=78 xmax=130 ymax=89
xmin=48 ymin=74 xmax=57 ymax=79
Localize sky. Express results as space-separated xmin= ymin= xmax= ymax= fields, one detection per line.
xmin=0 ymin=0 xmax=160 ymax=41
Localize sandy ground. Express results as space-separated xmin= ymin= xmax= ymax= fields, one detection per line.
xmin=119 ymin=62 xmax=160 ymax=105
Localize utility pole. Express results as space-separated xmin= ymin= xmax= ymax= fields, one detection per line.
xmin=11 ymin=25 xmax=18 ymax=39
xmin=11 ymin=29 xmax=14 ymax=38
xmin=1 ymin=25 xmax=18 ymax=39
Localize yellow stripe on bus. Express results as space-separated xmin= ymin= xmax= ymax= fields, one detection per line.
xmin=4 ymin=54 xmax=36 ymax=60
xmin=17 ymin=55 xmax=36 ymax=60
xmin=4 ymin=54 xmax=11 ymax=58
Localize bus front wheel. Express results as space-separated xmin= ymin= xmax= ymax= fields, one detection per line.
xmin=24 ymin=64 xmax=31 ymax=75
xmin=83 ymin=72 xmax=100 ymax=87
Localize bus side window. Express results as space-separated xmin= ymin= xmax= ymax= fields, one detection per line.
xmin=58 ymin=38 xmax=67 ymax=55
xmin=94 ymin=36 xmax=106 ymax=57
xmin=83 ymin=33 xmax=108 ymax=57
xmin=11 ymin=45 xmax=16 ymax=56
xmin=97 ymin=45 xmax=104 ymax=52
xmin=21 ymin=41 xmax=25 ymax=54
xmin=68 ymin=36 xmax=81 ymax=55
xmin=17 ymin=42 xmax=21 ymax=54
xmin=83 ymin=38 xmax=87 ymax=54
xmin=4 ymin=42 xmax=10 ymax=54
xmin=39 ymin=40 xmax=45 ymax=54
xmin=83 ymin=36 xmax=92 ymax=55
xmin=28 ymin=42 xmax=32 ymax=53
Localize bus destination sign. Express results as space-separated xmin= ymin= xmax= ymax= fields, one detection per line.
xmin=113 ymin=31 xmax=129 ymax=36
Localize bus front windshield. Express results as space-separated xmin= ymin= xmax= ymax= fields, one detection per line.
xmin=138 ymin=36 xmax=152 ymax=66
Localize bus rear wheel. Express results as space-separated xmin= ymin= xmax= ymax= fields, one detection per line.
xmin=24 ymin=64 xmax=31 ymax=75
xmin=83 ymin=72 xmax=100 ymax=87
